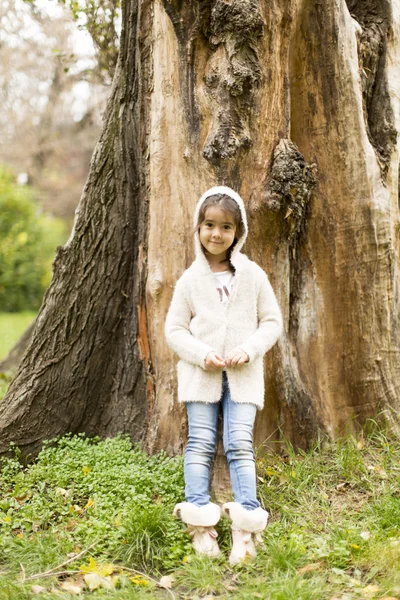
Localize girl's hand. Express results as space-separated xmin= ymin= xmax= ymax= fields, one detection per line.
xmin=225 ymin=348 xmax=249 ymax=368
xmin=205 ymin=351 xmax=226 ymax=371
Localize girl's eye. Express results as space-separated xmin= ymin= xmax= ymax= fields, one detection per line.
xmin=223 ymin=225 xmax=231 ymax=230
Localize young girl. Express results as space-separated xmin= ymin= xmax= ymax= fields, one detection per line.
xmin=164 ymin=186 xmax=283 ymax=564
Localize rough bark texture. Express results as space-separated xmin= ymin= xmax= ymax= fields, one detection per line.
xmin=1 ymin=0 xmax=400 ymax=484
xmin=0 ymin=0 xmax=150 ymax=456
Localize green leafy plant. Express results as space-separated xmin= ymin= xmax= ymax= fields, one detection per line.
xmin=0 ymin=167 xmax=66 ymax=312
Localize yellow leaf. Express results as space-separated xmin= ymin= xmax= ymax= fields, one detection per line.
xmin=79 ymin=557 xmax=116 ymax=577
xmin=84 ymin=498 xmax=95 ymax=509
xmin=291 ymin=470 xmax=297 ymax=478
xmin=3 ymin=516 xmax=11 ymax=523
xmin=82 ymin=466 xmax=91 ymax=475
xmin=16 ymin=532 xmax=23 ymax=538
xmin=80 ymin=557 xmax=97 ymax=573
xmin=351 ymin=544 xmax=360 ymax=550
xmin=129 ymin=575 xmax=150 ymax=586
xmin=182 ymin=555 xmax=190 ymax=563
xmin=114 ymin=514 xmax=122 ymax=527
xmin=17 ymin=231 xmax=28 ymax=244
xmin=265 ymin=468 xmax=276 ymax=477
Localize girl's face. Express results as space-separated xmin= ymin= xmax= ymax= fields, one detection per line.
xmin=199 ymin=206 xmax=236 ymax=261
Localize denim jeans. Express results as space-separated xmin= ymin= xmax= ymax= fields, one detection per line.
xmin=184 ymin=372 xmax=260 ymax=510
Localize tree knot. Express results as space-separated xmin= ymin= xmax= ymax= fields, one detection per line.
xmin=264 ymin=138 xmax=317 ymax=244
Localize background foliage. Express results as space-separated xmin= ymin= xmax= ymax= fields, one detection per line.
xmin=0 ymin=168 xmax=66 ymax=312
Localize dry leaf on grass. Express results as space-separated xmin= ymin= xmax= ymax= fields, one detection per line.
xmin=222 ymin=579 xmax=237 ymax=591
xmin=79 ymin=557 xmax=115 ymax=577
xmin=31 ymin=585 xmax=47 ymax=594
xmin=158 ymin=575 xmax=174 ymax=589
xmin=363 ymin=584 xmax=381 ymax=597
xmin=60 ymin=580 xmax=84 ymax=594
xmin=84 ymin=572 xmax=114 ymax=591
xmin=297 ymin=562 xmax=322 ymax=574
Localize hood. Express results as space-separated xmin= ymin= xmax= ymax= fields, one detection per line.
xmin=193 ymin=186 xmax=248 ymax=265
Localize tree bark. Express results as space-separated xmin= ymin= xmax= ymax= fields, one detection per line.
xmin=1 ymin=0 xmax=399 ymax=461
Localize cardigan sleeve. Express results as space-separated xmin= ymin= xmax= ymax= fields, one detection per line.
xmin=237 ymin=270 xmax=283 ymax=362
xmin=164 ymin=277 xmax=216 ymax=368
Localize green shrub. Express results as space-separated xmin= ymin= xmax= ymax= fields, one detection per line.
xmin=0 ymin=167 xmax=67 ymax=312
xmin=0 ymin=434 xmax=189 ymax=576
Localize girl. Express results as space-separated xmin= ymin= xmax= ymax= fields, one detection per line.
xmin=164 ymin=186 xmax=283 ymax=564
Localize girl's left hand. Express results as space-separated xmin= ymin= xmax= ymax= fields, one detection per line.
xmin=225 ymin=348 xmax=249 ymax=367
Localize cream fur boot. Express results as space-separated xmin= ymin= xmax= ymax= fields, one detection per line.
xmin=173 ymin=502 xmax=221 ymax=557
xmin=223 ymin=502 xmax=268 ymax=565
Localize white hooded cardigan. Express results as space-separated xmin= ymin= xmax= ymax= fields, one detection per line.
xmin=164 ymin=186 xmax=283 ymax=409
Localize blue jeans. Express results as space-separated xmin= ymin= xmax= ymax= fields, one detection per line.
xmin=184 ymin=372 xmax=260 ymax=510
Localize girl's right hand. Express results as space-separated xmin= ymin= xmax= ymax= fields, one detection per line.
xmin=204 ymin=351 xmax=226 ymax=371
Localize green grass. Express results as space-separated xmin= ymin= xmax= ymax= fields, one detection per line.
xmin=0 ymin=311 xmax=36 ymax=360
xmin=0 ymin=431 xmax=400 ymax=599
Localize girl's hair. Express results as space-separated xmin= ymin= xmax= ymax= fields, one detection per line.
xmin=195 ymin=193 xmax=245 ymax=269
xmin=195 ymin=194 xmax=245 ymax=240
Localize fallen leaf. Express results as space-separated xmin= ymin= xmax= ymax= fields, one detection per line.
xmin=55 ymin=487 xmax=70 ymax=498
xmin=114 ymin=514 xmax=122 ymax=527
xmin=158 ymin=575 xmax=174 ymax=589
xmin=31 ymin=585 xmax=46 ymax=594
xmin=298 ymin=562 xmax=322 ymax=574
xmin=374 ymin=466 xmax=388 ymax=479
xmin=357 ymin=440 xmax=365 ymax=450
xmin=129 ymin=575 xmax=150 ymax=586
xmin=60 ymin=580 xmax=83 ymax=594
xmin=363 ymin=584 xmax=381 ymax=597
xmin=84 ymin=573 xmax=114 ymax=591
xmin=80 ymin=557 xmax=115 ymax=577
xmin=379 ymin=597 xmax=399 ymax=600
xmin=82 ymin=466 xmax=91 ymax=475
xmin=84 ymin=498 xmax=95 ymax=509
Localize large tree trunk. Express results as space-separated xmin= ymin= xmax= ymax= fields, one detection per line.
xmin=1 ymin=0 xmax=399 ymax=461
